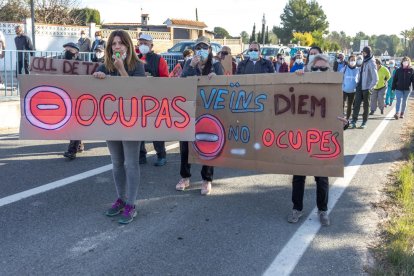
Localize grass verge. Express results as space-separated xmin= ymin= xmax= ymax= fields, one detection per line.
xmin=375 ymin=153 xmax=414 ymax=275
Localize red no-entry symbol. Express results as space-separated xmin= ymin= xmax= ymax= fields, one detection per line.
xmin=24 ymin=86 xmax=72 ymax=130
xmin=193 ymin=114 xmax=226 ymax=160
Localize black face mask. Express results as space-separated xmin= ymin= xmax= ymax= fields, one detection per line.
xmin=64 ymin=51 xmax=76 ymax=60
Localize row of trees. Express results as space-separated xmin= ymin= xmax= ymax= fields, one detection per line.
xmin=0 ymin=0 xmax=100 ymax=25
xmin=239 ymin=0 xmax=414 ymax=57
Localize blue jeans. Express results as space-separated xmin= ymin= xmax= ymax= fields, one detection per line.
xmin=395 ymin=90 xmax=411 ymax=114
xmin=106 ymin=141 xmax=141 ymax=205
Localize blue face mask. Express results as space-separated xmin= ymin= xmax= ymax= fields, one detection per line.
xmin=196 ymin=49 xmax=209 ymax=61
xmin=248 ymin=51 xmax=259 ymax=60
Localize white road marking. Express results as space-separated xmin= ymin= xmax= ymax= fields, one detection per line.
xmin=0 ymin=143 xmax=179 ymax=208
xmin=263 ymin=109 xmax=395 ymax=276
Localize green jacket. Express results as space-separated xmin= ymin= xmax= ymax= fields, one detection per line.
xmin=374 ymin=65 xmax=391 ymax=89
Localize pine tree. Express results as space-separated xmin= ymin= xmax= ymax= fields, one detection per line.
xmin=250 ymin=23 xmax=256 ymax=43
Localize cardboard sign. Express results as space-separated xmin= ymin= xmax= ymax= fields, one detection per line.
xmin=19 ymin=74 xmax=197 ymax=141
xmin=30 ymin=57 xmax=100 ymax=76
xmin=221 ymin=55 xmax=233 ymax=75
xmin=189 ymin=72 xmax=344 ymax=177
xmin=169 ymin=63 xmax=183 ymax=78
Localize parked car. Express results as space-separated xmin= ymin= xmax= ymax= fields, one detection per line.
xmin=240 ymin=45 xmax=291 ymax=60
xmin=161 ymin=40 xmax=222 ymax=71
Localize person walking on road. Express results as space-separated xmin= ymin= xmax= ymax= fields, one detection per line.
xmin=356 ymin=54 xmax=363 ymax=68
xmin=333 ymin=52 xmax=348 ymax=72
xmin=287 ymin=53 xmax=333 ymax=227
xmin=350 ymin=46 xmax=378 ymax=129
xmin=370 ymin=58 xmax=390 ymax=115
xmin=385 ymin=60 xmax=397 ymax=107
xmin=62 ymin=42 xmax=85 ymax=160
xmin=137 ymin=33 xmax=170 ymax=167
xmin=290 ymin=51 xmax=305 ymax=73
xmin=14 ymin=25 xmax=33 ymax=75
xmin=93 ymin=30 xmax=146 ymax=224
xmin=91 ymin=31 xmax=106 ymax=60
xmin=392 ymin=56 xmax=414 ymax=119
xmin=274 ymin=53 xmax=289 ymax=73
xmin=341 ymin=55 xmax=360 ymax=120
xmin=77 ymin=30 xmax=91 ymax=60
xmin=236 ymin=41 xmax=275 ymax=74
xmin=176 ymin=36 xmax=224 ymax=195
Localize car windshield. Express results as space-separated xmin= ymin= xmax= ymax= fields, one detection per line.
xmin=261 ymin=48 xmax=279 ymax=56
xmin=168 ymin=42 xmax=194 ymax=53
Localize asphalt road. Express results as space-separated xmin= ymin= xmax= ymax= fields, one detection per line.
xmin=0 ymin=100 xmax=411 ymax=275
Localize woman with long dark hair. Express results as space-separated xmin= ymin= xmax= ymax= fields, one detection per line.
xmin=93 ymin=30 xmax=145 ymax=224
xmin=176 ymin=36 xmax=224 ymax=195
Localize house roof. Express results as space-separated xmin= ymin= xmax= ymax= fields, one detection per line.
xmin=164 ymin=18 xmax=207 ymax=28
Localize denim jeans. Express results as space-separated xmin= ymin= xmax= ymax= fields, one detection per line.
xmin=395 ymin=90 xmax=411 ymax=114
xmin=106 ymin=141 xmax=141 ymax=205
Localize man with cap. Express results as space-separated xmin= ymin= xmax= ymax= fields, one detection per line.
xmin=236 ymin=41 xmax=274 ymax=74
xmin=137 ymin=33 xmax=169 ymax=166
xmin=78 ymin=30 xmax=91 ymax=60
xmin=61 ymin=42 xmax=85 ymax=160
xmin=91 ymin=45 xmax=105 ymax=63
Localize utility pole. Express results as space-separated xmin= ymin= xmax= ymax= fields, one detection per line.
xmin=30 ymin=0 xmax=36 ymax=49
xmin=261 ymin=13 xmax=266 ymax=47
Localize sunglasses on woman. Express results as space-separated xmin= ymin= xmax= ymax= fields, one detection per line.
xmin=311 ymin=66 xmax=329 ymax=72
xmin=249 ymin=49 xmax=259 ymax=52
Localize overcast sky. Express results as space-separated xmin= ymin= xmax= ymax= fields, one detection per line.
xmin=80 ymin=0 xmax=414 ymax=37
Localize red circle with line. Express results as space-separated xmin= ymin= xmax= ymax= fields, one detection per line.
xmin=193 ymin=114 xmax=225 ymax=160
xmin=24 ymin=86 xmax=72 ymax=130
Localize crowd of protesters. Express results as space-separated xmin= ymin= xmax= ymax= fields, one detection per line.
xmin=12 ymin=25 xmax=414 ymax=225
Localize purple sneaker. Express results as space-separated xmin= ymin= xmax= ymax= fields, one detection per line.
xmin=105 ymin=198 xmax=125 ymax=217
xmin=118 ymin=204 xmax=137 ymax=224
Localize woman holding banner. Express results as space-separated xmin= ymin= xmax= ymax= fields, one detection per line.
xmin=176 ymin=36 xmax=224 ymax=195
xmin=288 ymin=53 xmax=332 ymax=227
xmin=93 ymin=30 xmax=146 ymax=224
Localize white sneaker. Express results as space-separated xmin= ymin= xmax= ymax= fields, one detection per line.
xmin=201 ymin=181 xmax=212 ymax=195
xmin=176 ymin=178 xmax=190 ymax=191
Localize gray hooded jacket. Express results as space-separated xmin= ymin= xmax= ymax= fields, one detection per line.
xmin=359 ymin=57 xmax=378 ymax=90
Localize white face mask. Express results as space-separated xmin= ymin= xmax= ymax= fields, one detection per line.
xmin=139 ymin=44 xmax=150 ymax=55
xmin=349 ymin=61 xmax=356 ymax=67
xmin=403 ymin=61 xmax=409 ymax=67
xmin=389 ymin=63 xmax=395 ymax=68
xmin=295 ymin=58 xmax=303 ymax=64
xmin=308 ymin=55 xmax=315 ymax=64
xmin=185 ymin=56 xmax=192 ymax=61
xmin=356 ymin=60 xmax=363 ymax=66
xmin=96 ymin=52 xmax=104 ymax=59
xmin=96 ymin=36 xmax=101 ymax=40
xmin=81 ymin=34 xmax=86 ymax=39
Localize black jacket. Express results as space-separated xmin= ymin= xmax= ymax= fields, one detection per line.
xmin=181 ymin=59 xmax=224 ymax=77
xmin=14 ymin=34 xmax=34 ymax=58
xmin=91 ymin=39 xmax=106 ymax=51
xmin=236 ymin=58 xmax=275 ymax=74
xmin=139 ymin=52 xmax=161 ymax=77
xmin=392 ymin=67 xmax=414 ymax=91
